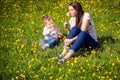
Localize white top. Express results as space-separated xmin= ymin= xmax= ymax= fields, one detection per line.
xmin=69 ymin=17 xmax=76 ymax=29
xmin=43 ymin=26 xmax=62 ymax=40
xmin=69 ymin=12 xmax=98 ymax=42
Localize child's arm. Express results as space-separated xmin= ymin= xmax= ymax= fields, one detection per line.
xmin=43 ymin=27 xmax=50 ymax=36
xmin=57 ymin=27 xmax=63 ymax=38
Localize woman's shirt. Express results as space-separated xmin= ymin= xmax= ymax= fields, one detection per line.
xmin=43 ymin=26 xmax=62 ymax=40
xmin=69 ymin=12 xmax=98 ymax=42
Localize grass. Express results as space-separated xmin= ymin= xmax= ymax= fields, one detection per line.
xmin=0 ymin=0 xmax=120 ymax=80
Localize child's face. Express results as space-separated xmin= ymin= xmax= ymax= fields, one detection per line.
xmin=45 ymin=19 xmax=55 ymax=29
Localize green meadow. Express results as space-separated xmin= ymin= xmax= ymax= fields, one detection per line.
xmin=0 ymin=0 xmax=120 ymax=80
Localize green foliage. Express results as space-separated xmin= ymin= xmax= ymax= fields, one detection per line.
xmin=0 ymin=0 xmax=120 ymax=80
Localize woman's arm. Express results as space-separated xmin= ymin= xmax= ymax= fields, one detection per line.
xmin=64 ymin=22 xmax=70 ymax=32
xmin=64 ymin=36 xmax=78 ymax=45
xmin=81 ymin=19 xmax=90 ymax=31
xmin=64 ymin=20 xmax=90 ymax=45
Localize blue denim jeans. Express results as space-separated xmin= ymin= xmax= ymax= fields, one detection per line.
xmin=66 ymin=26 xmax=98 ymax=52
xmin=41 ymin=38 xmax=58 ymax=47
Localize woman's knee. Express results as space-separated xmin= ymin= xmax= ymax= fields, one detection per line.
xmin=71 ymin=26 xmax=81 ymax=32
xmin=67 ymin=26 xmax=81 ymax=39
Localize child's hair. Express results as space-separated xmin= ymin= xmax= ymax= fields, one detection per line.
xmin=42 ymin=15 xmax=53 ymax=24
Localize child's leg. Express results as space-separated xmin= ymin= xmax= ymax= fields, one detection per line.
xmin=41 ymin=39 xmax=47 ymax=46
xmin=48 ymin=38 xmax=58 ymax=47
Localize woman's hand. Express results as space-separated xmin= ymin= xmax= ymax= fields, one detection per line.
xmin=64 ymin=39 xmax=73 ymax=45
xmin=64 ymin=36 xmax=78 ymax=45
xmin=64 ymin=22 xmax=69 ymax=29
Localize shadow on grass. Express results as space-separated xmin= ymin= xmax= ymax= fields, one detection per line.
xmin=74 ymin=35 xmax=115 ymax=57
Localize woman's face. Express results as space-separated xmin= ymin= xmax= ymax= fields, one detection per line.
xmin=69 ymin=6 xmax=77 ymax=17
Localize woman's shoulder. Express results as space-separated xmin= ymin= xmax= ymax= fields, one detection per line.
xmin=84 ymin=12 xmax=90 ymax=17
xmin=82 ymin=12 xmax=91 ymax=21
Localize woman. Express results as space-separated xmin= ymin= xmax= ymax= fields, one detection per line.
xmin=57 ymin=2 xmax=98 ymax=64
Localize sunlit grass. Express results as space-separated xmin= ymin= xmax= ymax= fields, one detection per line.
xmin=0 ymin=0 xmax=120 ymax=80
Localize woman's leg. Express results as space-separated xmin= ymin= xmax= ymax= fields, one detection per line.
xmin=71 ymin=31 xmax=98 ymax=52
xmin=63 ymin=31 xmax=98 ymax=59
xmin=57 ymin=26 xmax=81 ymax=59
xmin=67 ymin=26 xmax=81 ymax=39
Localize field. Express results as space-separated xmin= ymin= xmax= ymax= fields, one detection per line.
xmin=0 ymin=0 xmax=120 ymax=80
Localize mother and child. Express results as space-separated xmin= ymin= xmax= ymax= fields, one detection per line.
xmin=41 ymin=2 xmax=98 ymax=64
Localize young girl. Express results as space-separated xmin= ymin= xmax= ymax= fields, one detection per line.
xmin=41 ymin=15 xmax=62 ymax=50
xmin=57 ymin=2 xmax=98 ymax=64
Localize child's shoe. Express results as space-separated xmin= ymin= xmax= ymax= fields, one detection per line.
xmin=42 ymin=44 xmax=49 ymax=50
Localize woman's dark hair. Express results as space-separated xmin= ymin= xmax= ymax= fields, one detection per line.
xmin=69 ymin=2 xmax=84 ymax=27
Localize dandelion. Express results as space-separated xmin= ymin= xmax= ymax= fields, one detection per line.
xmin=106 ymin=76 xmax=109 ymax=78
xmin=82 ymin=69 xmax=85 ymax=72
xmin=21 ymin=44 xmax=24 ymax=49
xmin=31 ymin=21 xmax=34 ymax=25
xmin=16 ymin=76 xmax=18 ymax=79
xmin=65 ymin=74 xmax=68 ymax=77
xmin=31 ymin=58 xmax=35 ymax=62
xmin=80 ymin=67 xmax=83 ymax=69
xmin=101 ymin=76 xmax=105 ymax=79
xmin=20 ymin=74 xmax=25 ymax=78
xmin=92 ymin=73 xmax=95 ymax=76
xmin=114 ymin=76 xmax=117 ymax=78
xmin=49 ymin=76 xmax=53 ymax=79
xmin=11 ymin=78 xmax=14 ymax=80
xmin=78 ymin=70 xmax=80 ymax=73
xmin=59 ymin=68 xmax=62 ymax=72
xmin=91 ymin=49 xmax=96 ymax=54
xmin=112 ymin=63 xmax=115 ymax=67
xmin=86 ymin=60 xmax=88 ymax=62
xmin=109 ymin=78 xmax=112 ymax=80
xmin=33 ymin=74 xmax=38 ymax=78
xmin=28 ymin=65 xmax=31 ymax=69
xmin=109 ymin=72 xmax=112 ymax=75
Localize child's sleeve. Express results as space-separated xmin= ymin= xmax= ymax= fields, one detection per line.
xmin=43 ymin=27 xmax=50 ymax=36
xmin=57 ymin=27 xmax=62 ymax=38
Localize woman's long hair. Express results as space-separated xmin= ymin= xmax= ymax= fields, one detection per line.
xmin=69 ymin=2 xmax=84 ymax=27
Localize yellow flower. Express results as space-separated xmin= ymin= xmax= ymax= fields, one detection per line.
xmin=91 ymin=49 xmax=96 ymax=54
xmin=92 ymin=73 xmax=95 ymax=76
xmin=31 ymin=21 xmax=34 ymax=24
xmin=28 ymin=65 xmax=31 ymax=69
xmin=82 ymin=69 xmax=85 ymax=72
xmin=50 ymin=76 xmax=53 ymax=79
xmin=16 ymin=76 xmax=18 ymax=79
xmin=59 ymin=68 xmax=62 ymax=72
xmin=33 ymin=74 xmax=38 ymax=78
xmin=11 ymin=78 xmax=14 ymax=80
xmin=21 ymin=44 xmax=24 ymax=49
xmin=112 ymin=63 xmax=115 ymax=67
xmin=20 ymin=74 xmax=25 ymax=78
